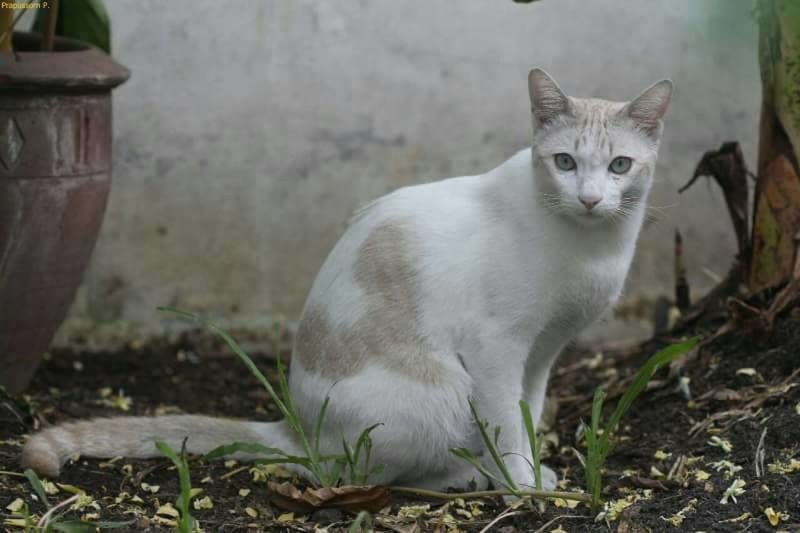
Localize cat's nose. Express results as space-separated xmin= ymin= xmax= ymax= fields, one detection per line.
xmin=579 ymin=196 xmax=601 ymax=210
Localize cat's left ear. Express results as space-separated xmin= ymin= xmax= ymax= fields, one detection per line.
xmin=623 ymin=80 xmax=673 ymax=138
xmin=528 ymin=68 xmax=573 ymax=128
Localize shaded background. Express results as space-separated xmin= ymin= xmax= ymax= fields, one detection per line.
xmin=35 ymin=0 xmax=759 ymax=346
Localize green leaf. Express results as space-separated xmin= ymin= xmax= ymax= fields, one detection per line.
xmin=158 ymin=307 xmax=328 ymax=484
xmin=158 ymin=308 xmax=297 ymax=435
xmin=347 ymin=423 xmax=382 ymax=484
xmin=347 ymin=510 xmax=372 ymax=533
xmin=519 ymin=400 xmax=542 ymax=491
xmin=450 ymin=447 xmax=507 ymax=488
xmin=580 ymin=338 xmax=699 ymax=511
xmin=33 ymin=0 xmax=111 ymax=53
xmin=23 ymin=469 xmax=51 ymax=509
xmin=467 ymin=400 xmax=519 ymax=494
xmin=314 ymin=395 xmax=332 ymax=456
xmin=605 ymin=338 xmax=697 ymax=436
xmin=155 ymin=441 xmax=195 ymax=533
xmin=204 ymin=442 xmax=322 ymax=471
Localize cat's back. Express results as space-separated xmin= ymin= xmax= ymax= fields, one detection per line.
xmin=290 ymin=166 xmax=490 ymax=382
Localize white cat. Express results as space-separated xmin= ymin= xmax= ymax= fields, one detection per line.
xmin=22 ymin=69 xmax=671 ymax=492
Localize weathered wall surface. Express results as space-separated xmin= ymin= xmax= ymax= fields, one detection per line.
xmin=51 ymin=0 xmax=760 ymax=346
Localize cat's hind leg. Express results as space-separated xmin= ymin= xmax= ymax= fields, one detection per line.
xmin=290 ymin=361 xmax=477 ymax=488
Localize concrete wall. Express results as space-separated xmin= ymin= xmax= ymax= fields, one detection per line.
xmin=52 ymin=0 xmax=760 ymax=346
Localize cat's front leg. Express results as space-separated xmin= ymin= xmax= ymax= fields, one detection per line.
xmin=524 ymin=332 xmax=570 ymax=427
xmin=465 ymin=337 xmax=540 ymax=492
xmin=520 ymin=336 xmax=570 ymax=491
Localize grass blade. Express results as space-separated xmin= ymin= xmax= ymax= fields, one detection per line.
xmin=347 ymin=510 xmax=372 ymax=532
xmin=314 ymin=395 xmax=331 ymax=458
xmin=158 ymin=307 xmax=385 ymax=488
xmin=23 ymin=469 xmax=51 ymax=509
xmin=605 ymin=338 xmax=697 ymax=435
xmin=468 ymin=400 xmax=519 ymax=494
xmin=158 ymin=307 xmax=293 ymax=423
xmin=450 ymin=447 xmax=507 ymax=489
xmin=155 ymin=441 xmax=195 ymax=533
xmin=158 ymin=307 xmax=322 ymax=482
xmin=519 ymin=400 xmax=542 ymax=491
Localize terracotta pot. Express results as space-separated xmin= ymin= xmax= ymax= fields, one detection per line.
xmin=0 ymin=33 xmax=129 ymax=393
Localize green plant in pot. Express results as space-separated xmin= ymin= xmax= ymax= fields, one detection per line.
xmin=0 ymin=1 xmax=128 ymax=393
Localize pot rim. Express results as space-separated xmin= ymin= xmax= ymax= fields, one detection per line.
xmin=0 ymin=31 xmax=130 ymax=92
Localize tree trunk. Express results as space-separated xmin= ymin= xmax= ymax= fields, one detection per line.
xmin=749 ymin=0 xmax=800 ymax=292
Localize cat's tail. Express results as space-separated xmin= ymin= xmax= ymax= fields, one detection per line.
xmin=21 ymin=415 xmax=298 ymax=477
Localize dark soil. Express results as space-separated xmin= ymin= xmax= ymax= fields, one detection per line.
xmin=2 ymin=313 xmax=799 ymax=532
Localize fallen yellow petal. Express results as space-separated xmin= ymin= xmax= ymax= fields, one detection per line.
xmin=193 ymin=496 xmax=213 ymax=510
xmin=69 ymin=493 xmax=96 ymax=511
xmin=720 ymin=478 xmax=746 ymax=505
xmin=4 ymin=517 xmax=35 ymax=528
xmin=552 ymin=497 xmax=580 ymax=509
xmin=56 ymin=483 xmax=85 ymax=495
xmin=155 ymin=502 xmax=180 ymax=518
xmin=764 ymin=507 xmax=780 ymax=526
xmin=661 ymin=513 xmax=684 ymax=527
xmin=5 ymin=498 xmax=24 ymax=513
xmin=397 ymin=504 xmax=430 ymax=519
xmin=40 ymin=479 xmax=60 ymax=495
xmin=694 ymin=469 xmax=711 ymax=481
xmin=140 ymin=482 xmax=160 ymax=494
xmin=151 ymin=515 xmax=178 ymax=527
xmin=767 ymin=458 xmax=800 ymax=474
xmin=654 ymin=450 xmax=671 ymax=461
xmin=244 ymin=506 xmax=258 ymax=518
xmin=708 ymin=436 xmax=733 ymax=453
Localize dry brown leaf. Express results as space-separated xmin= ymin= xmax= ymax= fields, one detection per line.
xmin=266 ymin=481 xmax=391 ymax=513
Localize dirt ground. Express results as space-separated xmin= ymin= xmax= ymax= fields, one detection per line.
xmin=1 ymin=310 xmax=799 ymax=532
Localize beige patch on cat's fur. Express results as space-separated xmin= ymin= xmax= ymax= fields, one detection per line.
xmin=294 ymin=219 xmax=445 ymax=382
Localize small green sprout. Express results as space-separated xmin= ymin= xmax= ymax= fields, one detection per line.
xmin=577 ymin=337 xmax=698 ymax=510
xmin=155 ymin=440 xmax=199 ymax=533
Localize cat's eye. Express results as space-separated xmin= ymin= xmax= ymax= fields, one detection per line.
xmin=554 ymin=153 xmax=576 ymax=171
xmin=609 ymin=156 xmax=632 ymax=175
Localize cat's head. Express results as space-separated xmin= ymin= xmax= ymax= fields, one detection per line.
xmin=528 ymin=68 xmax=672 ymax=226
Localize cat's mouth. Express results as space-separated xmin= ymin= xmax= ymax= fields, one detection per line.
xmin=568 ymin=207 xmax=613 ymax=226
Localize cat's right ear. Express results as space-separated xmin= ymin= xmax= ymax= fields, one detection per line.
xmin=528 ymin=68 xmax=572 ymax=128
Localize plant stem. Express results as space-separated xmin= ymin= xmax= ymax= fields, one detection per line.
xmin=37 ymin=494 xmax=79 ymax=530
xmin=0 ymin=7 xmax=14 ymax=52
xmin=41 ymin=0 xmax=59 ymax=51
xmin=390 ymin=486 xmax=591 ymax=503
